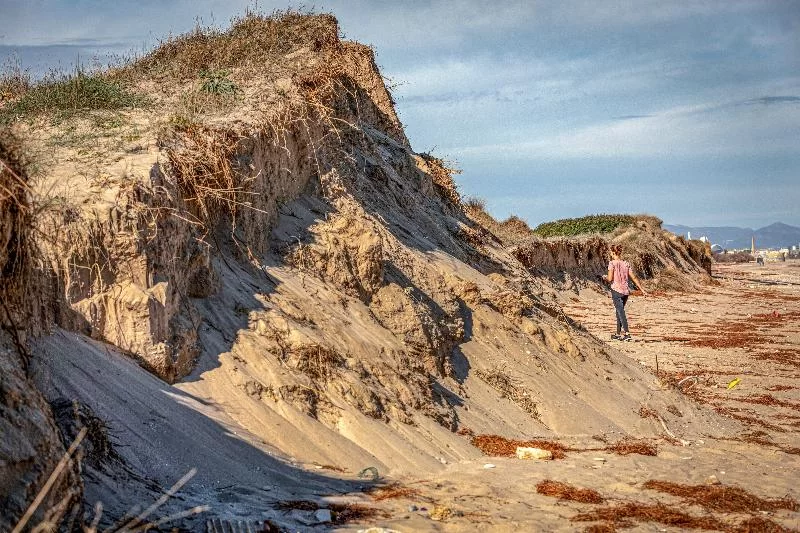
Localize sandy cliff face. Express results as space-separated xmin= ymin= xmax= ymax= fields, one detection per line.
xmin=0 ymin=133 xmax=80 ymax=531
xmin=2 ymin=12 xmax=738 ymax=528
xmin=499 ymin=219 xmax=713 ymax=290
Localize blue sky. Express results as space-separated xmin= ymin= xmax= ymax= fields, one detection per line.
xmin=1 ymin=0 xmax=798 ymax=228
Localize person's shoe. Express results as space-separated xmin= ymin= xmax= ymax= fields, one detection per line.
xmin=621 ymin=334 xmax=633 ymax=342
xmin=611 ymin=334 xmax=623 ymax=340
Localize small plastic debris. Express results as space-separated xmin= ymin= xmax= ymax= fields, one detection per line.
xmin=727 ymin=377 xmax=741 ymax=390
xmin=515 ymin=447 xmax=553 ymax=460
xmin=408 ymin=504 xmax=418 ymax=512
xmin=314 ymin=509 xmax=332 ymax=523
xmin=706 ymin=474 xmax=721 ymax=485
xmin=483 ymin=463 xmax=496 ymax=469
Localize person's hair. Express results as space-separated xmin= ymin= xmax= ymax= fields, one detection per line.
xmin=610 ymin=244 xmax=624 ymax=256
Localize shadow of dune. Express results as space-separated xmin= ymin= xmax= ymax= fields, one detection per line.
xmin=31 ymin=329 xmax=367 ymax=530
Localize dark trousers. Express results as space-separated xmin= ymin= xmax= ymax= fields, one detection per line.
xmin=611 ymin=289 xmax=629 ymax=334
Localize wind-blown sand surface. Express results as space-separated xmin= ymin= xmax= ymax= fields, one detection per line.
xmin=352 ymin=262 xmax=800 ymax=532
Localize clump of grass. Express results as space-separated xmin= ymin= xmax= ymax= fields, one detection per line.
xmin=0 ymin=69 xmax=145 ymax=124
xmin=499 ymin=215 xmax=532 ymax=238
xmin=118 ymin=10 xmax=340 ymax=82
xmin=533 ymin=214 xmax=639 ymax=238
xmin=199 ymin=69 xmax=240 ymax=95
xmin=536 ymin=480 xmax=605 ymax=504
xmin=0 ymin=58 xmax=31 ymax=105
xmin=419 ymin=152 xmax=461 ymax=207
xmin=463 ymin=196 xmax=486 ymax=212
xmin=163 ymin=122 xmax=242 ymax=227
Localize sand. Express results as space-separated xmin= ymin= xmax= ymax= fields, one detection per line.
xmin=28 ymin=261 xmax=798 ymax=531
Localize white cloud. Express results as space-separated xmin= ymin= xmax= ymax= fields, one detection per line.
xmin=453 ymin=97 xmax=800 ymax=159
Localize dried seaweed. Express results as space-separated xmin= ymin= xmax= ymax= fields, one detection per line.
xmin=536 ymin=480 xmax=604 ymax=504
xmin=471 ymin=434 xmax=567 ymax=459
xmin=368 ymin=483 xmax=421 ymax=502
xmin=572 ymin=502 xmax=725 ymax=530
xmin=604 ymin=438 xmax=658 ymax=457
xmin=642 ymin=480 xmax=798 ymax=513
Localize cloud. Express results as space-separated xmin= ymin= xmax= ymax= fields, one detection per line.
xmin=741 ymin=96 xmax=800 ymax=105
xmin=611 ymin=114 xmax=654 ymax=121
xmin=452 ymin=96 xmax=800 ymax=160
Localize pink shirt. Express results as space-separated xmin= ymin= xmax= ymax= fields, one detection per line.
xmin=608 ymin=259 xmax=631 ymax=295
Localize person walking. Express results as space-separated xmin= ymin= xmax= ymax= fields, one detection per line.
xmin=606 ymin=244 xmax=647 ymax=341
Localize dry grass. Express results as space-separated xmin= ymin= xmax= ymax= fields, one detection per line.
xmin=116 ymin=10 xmax=339 ymax=82
xmin=163 ymin=123 xmax=242 ymax=228
xmin=475 ymin=366 xmax=539 ymax=418
xmin=642 ymin=480 xmax=798 ymax=513
xmin=471 ymin=434 xmax=567 ymax=459
xmin=0 ymin=69 xmax=145 ymax=124
xmin=536 ymin=480 xmax=604 ymax=504
xmin=419 ymin=152 xmax=461 ymax=207
xmin=291 ymin=343 xmax=344 ymax=380
xmin=0 ymin=129 xmax=34 ymax=371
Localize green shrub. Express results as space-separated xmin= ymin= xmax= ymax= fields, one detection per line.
xmin=532 ymin=214 xmax=636 ymax=237
xmin=0 ymin=69 xmax=145 ymax=124
xmin=199 ymin=69 xmax=240 ymax=95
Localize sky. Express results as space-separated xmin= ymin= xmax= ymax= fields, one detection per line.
xmin=1 ymin=0 xmax=798 ymax=229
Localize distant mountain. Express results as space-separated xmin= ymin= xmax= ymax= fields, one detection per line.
xmin=663 ymin=222 xmax=800 ymax=250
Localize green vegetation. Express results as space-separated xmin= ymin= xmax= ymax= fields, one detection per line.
xmin=199 ymin=69 xmax=240 ymax=95
xmin=532 ymin=214 xmax=637 ymax=237
xmin=0 ymin=69 xmax=145 ymax=124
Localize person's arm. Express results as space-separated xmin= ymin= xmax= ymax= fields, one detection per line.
xmin=629 ymin=269 xmax=648 ymax=295
xmin=606 ymin=266 xmax=614 ymax=283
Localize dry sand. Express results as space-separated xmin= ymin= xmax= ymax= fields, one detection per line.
xmin=30 ymin=261 xmax=799 ymax=531
xmin=333 ymin=261 xmax=800 ymax=531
